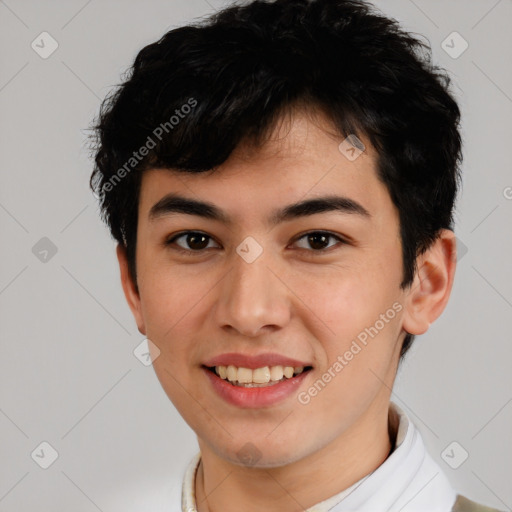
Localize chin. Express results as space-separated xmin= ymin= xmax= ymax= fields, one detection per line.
xmin=216 ymin=441 xmax=305 ymax=469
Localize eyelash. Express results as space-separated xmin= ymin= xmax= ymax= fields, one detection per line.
xmin=164 ymin=230 xmax=347 ymax=256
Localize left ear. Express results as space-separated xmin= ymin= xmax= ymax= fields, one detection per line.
xmin=402 ymin=229 xmax=457 ymax=336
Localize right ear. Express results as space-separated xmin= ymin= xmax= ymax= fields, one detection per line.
xmin=116 ymin=244 xmax=146 ymax=335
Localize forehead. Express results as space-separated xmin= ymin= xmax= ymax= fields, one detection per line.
xmin=217 ymin=106 xmax=377 ymax=173
xmin=138 ymin=108 xmax=394 ymax=225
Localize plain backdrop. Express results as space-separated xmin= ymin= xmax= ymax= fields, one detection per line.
xmin=0 ymin=0 xmax=511 ymax=510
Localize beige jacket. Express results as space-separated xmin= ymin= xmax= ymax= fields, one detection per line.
xmin=452 ymin=494 xmax=505 ymax=512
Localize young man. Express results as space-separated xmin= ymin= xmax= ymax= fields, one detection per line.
xmin=89 ymin=0 xmax=504 ymax=510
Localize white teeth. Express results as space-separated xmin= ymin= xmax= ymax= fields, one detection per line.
xmin=252 ymin=367 xmax=271 ymax=383
xmin=213 ymin=364 xmax=306 ymax=385
xmin=226 ymin=365 xmax=237 ymax=382
xmin=283 ymin=366 xmax=294 ymax=379
xmin=269 ymin=365 xmax=284 ymax=381
xmin=237 ymin=367 xmax=253 ymax=384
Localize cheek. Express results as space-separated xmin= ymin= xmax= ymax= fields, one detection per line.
xmin=139 ymin=262 xmax=204 ymax=330
xmin=139 ymin=270 xmax=206 ymax=410
xmin=290 ymin=263 xmax=403 ymax=366
xmin=295 ymin=274 xmax=403 ymax=422
xmin=291 ymin=267 xmax=385 ymax=337
xmin=136 ymin=271 xmax=207 ymax=388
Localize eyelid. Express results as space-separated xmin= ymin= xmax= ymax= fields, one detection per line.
xmin=164 ymin=230 xmax=221 ymax=251
xmin=164 ymin=229 xmax=349 ymax=253
xmin=291 ymin=230 xmax=349 ymax=246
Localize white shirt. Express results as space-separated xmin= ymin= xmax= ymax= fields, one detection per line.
xmin=180 ymin=401 xmax=458 ymax=512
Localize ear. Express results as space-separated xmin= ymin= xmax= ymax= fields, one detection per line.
xmin=402 ymin=229 xmax=457 ymax=336
xmin=116 ymin=244 xmax=146 ymax=335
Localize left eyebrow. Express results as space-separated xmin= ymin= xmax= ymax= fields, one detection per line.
xmin=148 ymin=193 xmax=371 ymax=226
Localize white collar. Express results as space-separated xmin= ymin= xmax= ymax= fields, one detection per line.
xmin=182 ymin=401 xmax=457 ymax=512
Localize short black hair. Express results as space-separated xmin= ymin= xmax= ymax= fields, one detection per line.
xmin=89 ymin=0 xmax=463 ymax=360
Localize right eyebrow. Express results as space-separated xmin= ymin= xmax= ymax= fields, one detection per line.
xmin=148 ymin=193 xmax=371 ymax=226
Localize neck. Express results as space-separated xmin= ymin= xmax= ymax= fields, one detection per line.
xmin=194 ymin=397 xmax=394 ymax=512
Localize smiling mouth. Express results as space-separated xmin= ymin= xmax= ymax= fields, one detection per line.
xmin=203 ymin=365 xmax=314 ymax=387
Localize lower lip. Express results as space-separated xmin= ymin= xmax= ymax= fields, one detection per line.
xmin=202 ymin=366 xmax=311 ymax=409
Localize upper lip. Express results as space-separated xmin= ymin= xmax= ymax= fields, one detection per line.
xmin=203 ymin=352 xmax=313 ymax=370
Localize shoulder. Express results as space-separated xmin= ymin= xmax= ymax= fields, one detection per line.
xmin=451 ymin=494 xmax=506 ymax=512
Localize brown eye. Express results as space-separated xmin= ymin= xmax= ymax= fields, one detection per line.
xmin=293 ymin=231 xmax=345 ymax=251
xmin=166 ymin=231 xmax=219 ymax=252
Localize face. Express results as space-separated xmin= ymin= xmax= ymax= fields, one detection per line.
xmin=119 ymin=109 xmax=426 ymax=468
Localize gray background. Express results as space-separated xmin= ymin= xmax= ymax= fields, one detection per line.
xmin=0 ymin=0 xmax=511 ymax=510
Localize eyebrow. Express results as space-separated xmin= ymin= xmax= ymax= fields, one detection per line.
xmin=148 ymin=193 xmax=371 ymax=226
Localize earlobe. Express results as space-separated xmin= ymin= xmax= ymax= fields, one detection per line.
xmin=401 ymin=229 xmax=457 ymax=336
xmin=116 ymin=244 xmax=146 ymax=335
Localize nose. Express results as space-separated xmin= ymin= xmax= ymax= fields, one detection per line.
xmin=213 ymin=247 xmax=292 ymax=337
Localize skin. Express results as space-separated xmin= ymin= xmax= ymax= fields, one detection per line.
xmin=117 ymin=107 xmax=457 ymax=512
